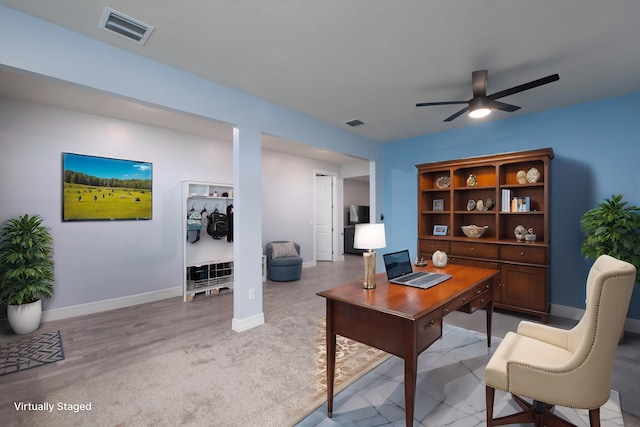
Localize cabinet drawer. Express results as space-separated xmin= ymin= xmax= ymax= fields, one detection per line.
xmin=451 ymin=241 xmax=498 ymax=259
xmin=501 ymin=245 xmax=546 ymax=264
xmin=416 ymin=312 xmax=442 ymax=353
xmin=419 ymin=239 xmax=450 ymax=254
xmin=449 ymin=257 xmax=499 ymax=270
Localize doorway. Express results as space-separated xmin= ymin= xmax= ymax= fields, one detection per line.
xmin=314 ymin=173 xmax=335 ymax=261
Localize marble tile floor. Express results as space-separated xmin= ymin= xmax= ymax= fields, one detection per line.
xmin=296 ymin=324 xmax=624 ymax=427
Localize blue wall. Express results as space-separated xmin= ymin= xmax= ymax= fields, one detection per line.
xmin=383 ymin=91 xmax=640 ymax=318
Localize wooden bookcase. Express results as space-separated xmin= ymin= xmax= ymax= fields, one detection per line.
xmin=416 ymin=148 xmax=553 ymax=322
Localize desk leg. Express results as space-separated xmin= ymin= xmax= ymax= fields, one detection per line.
xmin=404 ymin=344 xmax=418 ymax=427
xmin=486 ymin=299 xmax=493 ymax=347
xmin=326 ymin=303 xmax=336 ymax=418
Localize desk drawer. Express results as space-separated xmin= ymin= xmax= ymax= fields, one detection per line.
xmin=460 ymin=286 xmax=491 ymax=314
xmin=501 ymin=245 xmax=547 ymax=264
xmin=443 ymin=282 xmax=492 ymax=315
xmin=451 ymin=241 xmax=498 ymax=259
xmin=416 ymin=312 xmax=442 ymax=354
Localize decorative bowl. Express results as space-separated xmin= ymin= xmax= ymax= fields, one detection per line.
xmin=461 ymin=225 xmax=488 ymax=238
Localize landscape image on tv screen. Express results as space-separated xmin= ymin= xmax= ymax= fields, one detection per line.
xmin=62 ymin=153 xmax=152 ymax=221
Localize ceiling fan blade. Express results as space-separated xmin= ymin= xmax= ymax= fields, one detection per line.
xmin=416 ymin=101 xmax=468 ymax=107
xmin=487 ymin=99 xmax=521 ymax=112
xmin=472 ymin=70 xmax=487 ymax=98
xmin=443 ymin=106 xmax=469 ymax=122
xmin=489 ymin=74 xmax=559 ymax=100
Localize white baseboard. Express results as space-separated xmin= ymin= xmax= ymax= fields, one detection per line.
xmin=232 ymin=312 xmax=265 ymax=332
xmin=39 ymin=290 xmax=640 ymax=335
xmin=303 ymin=260 xmax=317 ymax=269
xmin=42 ymin=286 xmax=182 ymax=322
xmin=551 ymin=303 xmax=640 ymax=334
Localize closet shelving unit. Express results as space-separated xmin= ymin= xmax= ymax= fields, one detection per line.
xmin=182 ymin=181 xmax=234 ymax=301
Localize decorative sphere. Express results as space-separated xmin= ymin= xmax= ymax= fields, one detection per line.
xmin=432 ymin=250 xmax=448 ymax=267
xmin=526 ymin=167 xmax=541 ymax=183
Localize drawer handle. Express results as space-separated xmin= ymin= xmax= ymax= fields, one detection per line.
xmin=462 ymin=297 xmax=466 ymax=301
xmin=424 ymin=319 xmax=435 ymax=329
xmin=477 ymin=290 xmax=482 ymax=294
xmin=520 ymin=252 xmax=524 ymax=256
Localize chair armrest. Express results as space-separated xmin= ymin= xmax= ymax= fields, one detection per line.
xmin=517 ymin=321 xmax=569 ymax=350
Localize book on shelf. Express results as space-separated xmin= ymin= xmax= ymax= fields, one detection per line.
xmin=501 ymin=189 xmax=511 ymax=212
xmin=502 ymin=190 xmax=531 ymax=212
xmin=510 ymin=196 xmax=531 ymax=212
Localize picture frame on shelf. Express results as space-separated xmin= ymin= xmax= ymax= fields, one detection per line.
xmin=433 ymin=225 xmax=448 ymax=236
xmin=433 ymin=199 xmax=444 ymax=211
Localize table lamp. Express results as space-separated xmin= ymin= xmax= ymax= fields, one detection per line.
xmin=353 ymin=223 xmax=386 ymax=289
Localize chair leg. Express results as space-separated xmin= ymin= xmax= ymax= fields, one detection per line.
xmin=589 ymin=408 xmax=600 ymax=427
xmin=486 ymin=386 xmax=495 ymax=426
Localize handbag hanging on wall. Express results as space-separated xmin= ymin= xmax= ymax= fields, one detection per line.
xmin=186 ymin=207 xmax=202 ymax=243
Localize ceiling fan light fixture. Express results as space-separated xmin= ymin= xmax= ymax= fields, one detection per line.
xmin=469 ymin=107 xmax=491 ymax=119
xmin=468 ymin=98 xmax=492 ymax=119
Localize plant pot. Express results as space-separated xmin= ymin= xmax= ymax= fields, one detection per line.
xmin=7 ymin=299 xmax=42 ymax=335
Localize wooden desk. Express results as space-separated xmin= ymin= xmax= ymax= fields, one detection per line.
xmin=317 ymin=263 xmax=498 ymax=427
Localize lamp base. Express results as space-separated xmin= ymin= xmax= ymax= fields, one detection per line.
xmin=362 ymin=250 xmax=377 ymax=289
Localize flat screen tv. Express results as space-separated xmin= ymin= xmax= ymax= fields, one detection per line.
xmin=62 ymin=152 xmax=152 ymax=221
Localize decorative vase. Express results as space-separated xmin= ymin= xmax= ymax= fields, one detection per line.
xmin=432 ymin=250 xmax=448 ymax=267
xmin=7 ymin=299 xmax=42 ymax=335
xmin=514 ymin=225 xmax=527 ymax=242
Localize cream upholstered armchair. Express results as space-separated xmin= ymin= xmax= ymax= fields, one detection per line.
xmin=485 ymin=254 xmax=636 ymax=427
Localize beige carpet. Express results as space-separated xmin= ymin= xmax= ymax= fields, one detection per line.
xmin=11 ymin=310 xmax=388 ymax=427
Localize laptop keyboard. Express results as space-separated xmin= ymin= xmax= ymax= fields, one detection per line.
xmin=400 ymin=272 xmax=424 ymax=282
xmin=410 ymin=274 xmax=438 ymax=286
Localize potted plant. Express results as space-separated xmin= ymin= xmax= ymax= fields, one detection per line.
xmin=580 ymin=194 xmax=640 ymax=283
xmin=0 ymin=214 xmax=55 ymax=334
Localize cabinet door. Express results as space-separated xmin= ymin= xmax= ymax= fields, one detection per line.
xmin=499 ymin=264 xmax=547 ymax=311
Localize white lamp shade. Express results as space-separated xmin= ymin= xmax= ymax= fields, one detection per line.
xmin=354 ymin=223 xmax=386 ymax=250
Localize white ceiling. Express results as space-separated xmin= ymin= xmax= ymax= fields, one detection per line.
xmin=1 ymin=1 xmax=640 ymax=149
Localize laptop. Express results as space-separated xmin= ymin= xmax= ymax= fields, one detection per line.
xmin=383 ymin=249 xmax=452 ymax=289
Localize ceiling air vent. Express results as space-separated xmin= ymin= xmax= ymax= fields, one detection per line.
xmin=344 ymin=118 xmax=365 ymax=127
xmin=99 ymin=7 xmax=155 ymax=45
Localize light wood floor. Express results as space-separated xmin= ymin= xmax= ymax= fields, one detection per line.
xmin=1 ymin=255 xmax=639 ymax=425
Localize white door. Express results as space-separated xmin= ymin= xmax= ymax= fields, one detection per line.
xmin=315 ymin=175 xmax=333 ymax=261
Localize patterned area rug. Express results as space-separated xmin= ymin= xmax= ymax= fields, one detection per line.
xmin=0 ymin=330 xmax=64 ymax=376
xmin=7 ymin=313 xmax=389 ymax=427
xmin=314 ymin=316 xmax=390 ymax=390
xmin=307 ymin=317 xmax=391 ymax=415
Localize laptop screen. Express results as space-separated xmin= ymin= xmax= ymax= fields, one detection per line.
xmin=383 ymin=250 xmax=414 ymax=280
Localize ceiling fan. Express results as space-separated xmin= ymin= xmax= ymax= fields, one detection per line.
xmin=416 ymin=70 xmax=559 ymax=122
